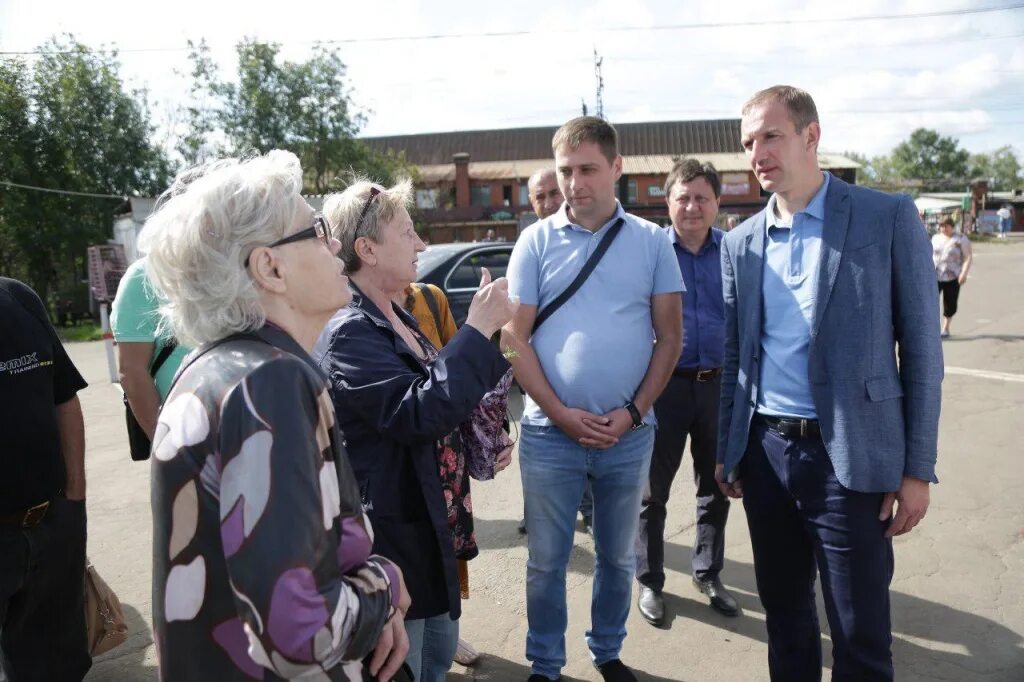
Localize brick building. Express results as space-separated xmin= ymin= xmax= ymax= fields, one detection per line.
xmin=364 ymin=120 xmax=859 ymax=242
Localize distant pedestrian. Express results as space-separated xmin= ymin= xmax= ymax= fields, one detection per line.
xmin=0 ymin=277 xmax=90 ymax=681
xmin=997 ymin=204 xmax=1013 ymax=237
xmin=932 ymin=217 xmax=973 ymax=338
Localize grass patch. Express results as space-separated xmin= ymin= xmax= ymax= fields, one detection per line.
xmin=58 ymin=322 xmax=105 ymax=343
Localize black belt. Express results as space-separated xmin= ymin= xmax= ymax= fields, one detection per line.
xmin=673 ymin=367 xmax=722 ymax=382
xmin=757 ymin=413 xmax=821 ymax=439
xmin=0 ymin=500 xmax=50 ymax=528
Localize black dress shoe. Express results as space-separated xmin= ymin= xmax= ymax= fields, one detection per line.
xmin=637 ymin=585 xmax=664 ymax=626
xmin=527 ymin=675 xmax=560 ymax=681
xmin=581 ymin=513 xmax=594 ymax=536
xmin=693 ymin=576 xmax=739 ymax=616
xmin=594 ymin=659 xmax=638 ymax=682
xmin=518 ymin=517 xmax=528 ymax=534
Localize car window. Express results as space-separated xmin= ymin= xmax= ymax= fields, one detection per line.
xmin=416 ymin=245 xmax=461 ymax=281
xmin=446 ymin=250 xmax=511 ymax=290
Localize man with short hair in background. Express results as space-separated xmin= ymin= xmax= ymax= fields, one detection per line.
xmin=635 ymin=158 xmax=738 ymax=628
xmin=504 ymin=116 xmax=683 ymax=682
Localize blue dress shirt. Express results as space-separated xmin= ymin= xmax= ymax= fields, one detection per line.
xmin=668 ymin=226 xmax=724 ymax=370
xmin=757 ymin=172 xmax=830 ymax=419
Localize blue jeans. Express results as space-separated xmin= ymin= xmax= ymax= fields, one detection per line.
xmin=404 ymin=614 xmax=459 ymax=682
xmin=520 ymin=424 xmax=654 ymax=679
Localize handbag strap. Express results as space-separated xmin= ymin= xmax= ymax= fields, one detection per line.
xmin=415 ymin=283 xmax=444 ymax=334
xmin=149 ymin=340 xmax=177 ymax=378
xmin=165 ymin=331 xmax=266 ymax=397
xmin=532 ymin=217 xmax=624 ymax=334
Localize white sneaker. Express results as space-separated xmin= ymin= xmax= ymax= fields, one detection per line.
xmin=454 ymin=638 xmax=480 ymax=666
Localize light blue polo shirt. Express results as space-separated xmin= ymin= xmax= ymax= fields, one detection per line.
xmin=507 ymin=201 xmax=684 ymax=426
xmin=757 ymin=172 xmax=829 ymax=419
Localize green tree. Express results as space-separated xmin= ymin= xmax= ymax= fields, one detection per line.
xmin=889 ymin=128 xmax=969 ymax=192
xmin=182 ymin=39 xmax=415 ymax=192
xmin=0 ymin=35 xmax=171 ymax=303
xmin=969 ymin=145 xmax=1023 ymax=190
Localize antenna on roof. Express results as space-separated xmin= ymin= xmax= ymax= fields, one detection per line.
xmin=593 ymin=48 xmax=604 ymax=119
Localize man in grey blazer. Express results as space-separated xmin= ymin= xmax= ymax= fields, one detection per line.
xmin=715 ymin=85 xmax=943 ymax=682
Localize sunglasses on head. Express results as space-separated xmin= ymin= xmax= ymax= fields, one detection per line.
xmin=244 ymin=215 xmax=331 ymax=267
xmin=355 ymin=186 xmax=383 ymax=234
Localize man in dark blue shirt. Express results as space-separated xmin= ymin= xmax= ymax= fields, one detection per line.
xmin=635 ymin=159 xmax=737 ymax=625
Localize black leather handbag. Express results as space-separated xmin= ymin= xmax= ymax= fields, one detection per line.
xmin=124 ymin=340 xmax=176 ymax=461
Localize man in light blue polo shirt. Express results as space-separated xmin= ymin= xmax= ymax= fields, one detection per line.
xmin=502 ymin=116 xmax=683 ymax=682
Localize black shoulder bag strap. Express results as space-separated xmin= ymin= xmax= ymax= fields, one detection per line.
xmin=149 ymin=339 xmax=177 ymax=378
xmin=415 ymin=283 xmax=444 ymax=333
xmin=532 ymin=217 xmax=624 ymax=334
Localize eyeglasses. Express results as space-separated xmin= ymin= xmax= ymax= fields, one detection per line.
xmin=245 ymin=215 xmax=331 ymax=267
xmin=355 ymin=186 xmax=382 ymax=234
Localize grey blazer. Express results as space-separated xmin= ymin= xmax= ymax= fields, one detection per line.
xmin=718 ymin=175 xmax=943 ymax=493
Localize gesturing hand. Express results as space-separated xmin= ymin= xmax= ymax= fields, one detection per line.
xmin=464 ymin=267 xmax=520 ymax=338
xmin=880 ymin=476 xmax=930 ymax=537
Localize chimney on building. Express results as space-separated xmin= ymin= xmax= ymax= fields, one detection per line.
xmin=454 ymin=152 xmax=470 ymax=208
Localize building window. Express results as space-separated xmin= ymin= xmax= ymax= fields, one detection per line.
xmin=502 ymin=184 xmax=513 ymax=207
xmin=648 ymin=185 xmax=665 ymax=198
xmin=627 ymin=179 xmax=638 ymax=204
xmin=415 ymin=189 xmax=438 ymax=209
xmin=471 ymin=184 xmax=491 ymax=207
xmin=519 ymin=184 xmax=530 ymax=206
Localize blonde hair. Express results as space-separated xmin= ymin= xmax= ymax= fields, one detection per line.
xmin=322 ymin=178 xmax=414 ymax=274
xmin=138 ymin=150 xmax=303 ymax=347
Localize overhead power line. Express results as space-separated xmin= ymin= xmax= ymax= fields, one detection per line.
xmin=1 ymin=3 xmax=1022 ymax=55
xmin=0 ymin=179 xmax=128 ymax=199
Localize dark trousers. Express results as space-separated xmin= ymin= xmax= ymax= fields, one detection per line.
xmin=741 ymin=416 xmax=894 ymax=682
xmin=636 ymin=374 xmax=728 ymax=589
xmin=0 ymin=498 xmax=90 ymax=682
xmin=938 ymin=279 xmax=960 ymax=318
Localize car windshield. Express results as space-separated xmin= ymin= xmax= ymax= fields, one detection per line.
xmin=415 ymin=244 xmax=464 ymax=280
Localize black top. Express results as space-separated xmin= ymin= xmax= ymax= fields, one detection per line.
xmin=0 ymin=278 xmax=87 ymax=513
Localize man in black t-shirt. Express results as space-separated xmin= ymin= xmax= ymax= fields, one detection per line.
xmin=0 ymin=277 xmax=91 ymax=681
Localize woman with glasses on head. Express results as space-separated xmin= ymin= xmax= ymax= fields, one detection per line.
xmin=314 ymin=179 xmax=517 ymax=681
xmin=143 ymin=151 xmax=410 ymax=681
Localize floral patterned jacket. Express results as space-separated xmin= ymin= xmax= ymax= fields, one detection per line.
xmin=151 ymin=325 xmax=399 ymax=681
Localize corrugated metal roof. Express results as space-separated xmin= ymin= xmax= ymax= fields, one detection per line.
xmin=415 ymin=153 xmax=861 ymax=183
xmin=363 ymin=119 xmax=744 ymax=165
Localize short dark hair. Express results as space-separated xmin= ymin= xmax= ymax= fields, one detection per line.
xmin=939 ymin=217 xmax=955 ymax=228
xmin=664 ymin=158 xmax=721 ymax=198
xmin=742 ymin=85 xmax=819 ymax=132
xmin=552 ymin=116 xmax=618 ymax=163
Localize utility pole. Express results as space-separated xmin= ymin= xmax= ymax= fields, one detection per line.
xmin=593 ymin=48 xmax=605 ymax=119
xmin=581 ymin=98 xmax=588 ymax=116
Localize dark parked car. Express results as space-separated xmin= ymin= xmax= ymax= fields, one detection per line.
xmin=415 ymin=242 xmax=515 ymax=326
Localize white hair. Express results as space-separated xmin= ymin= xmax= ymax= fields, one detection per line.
xmin=322 ymin=177 xmax=413 ymax=274
xmin=138 ymin=150 xmax=303 ymax=348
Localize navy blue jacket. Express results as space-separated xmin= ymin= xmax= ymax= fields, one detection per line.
xmin=314 ymin=284 xmax=509 ymax=620
xmin=719 ymin=176 xmax=943 ymax=492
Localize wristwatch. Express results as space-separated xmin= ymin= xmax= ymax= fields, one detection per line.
xmin=624 ymin=401 xmax=644 ymax=430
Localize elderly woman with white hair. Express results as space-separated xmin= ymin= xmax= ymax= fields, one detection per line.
xmin=314 ymin=180 xmax=517 ymax=681
xmin=142 ymin=151 xmax=411 ymax=681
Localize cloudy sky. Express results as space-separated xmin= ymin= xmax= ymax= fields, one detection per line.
xmin=1 ymin=0 xmax=1022 ymax=158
